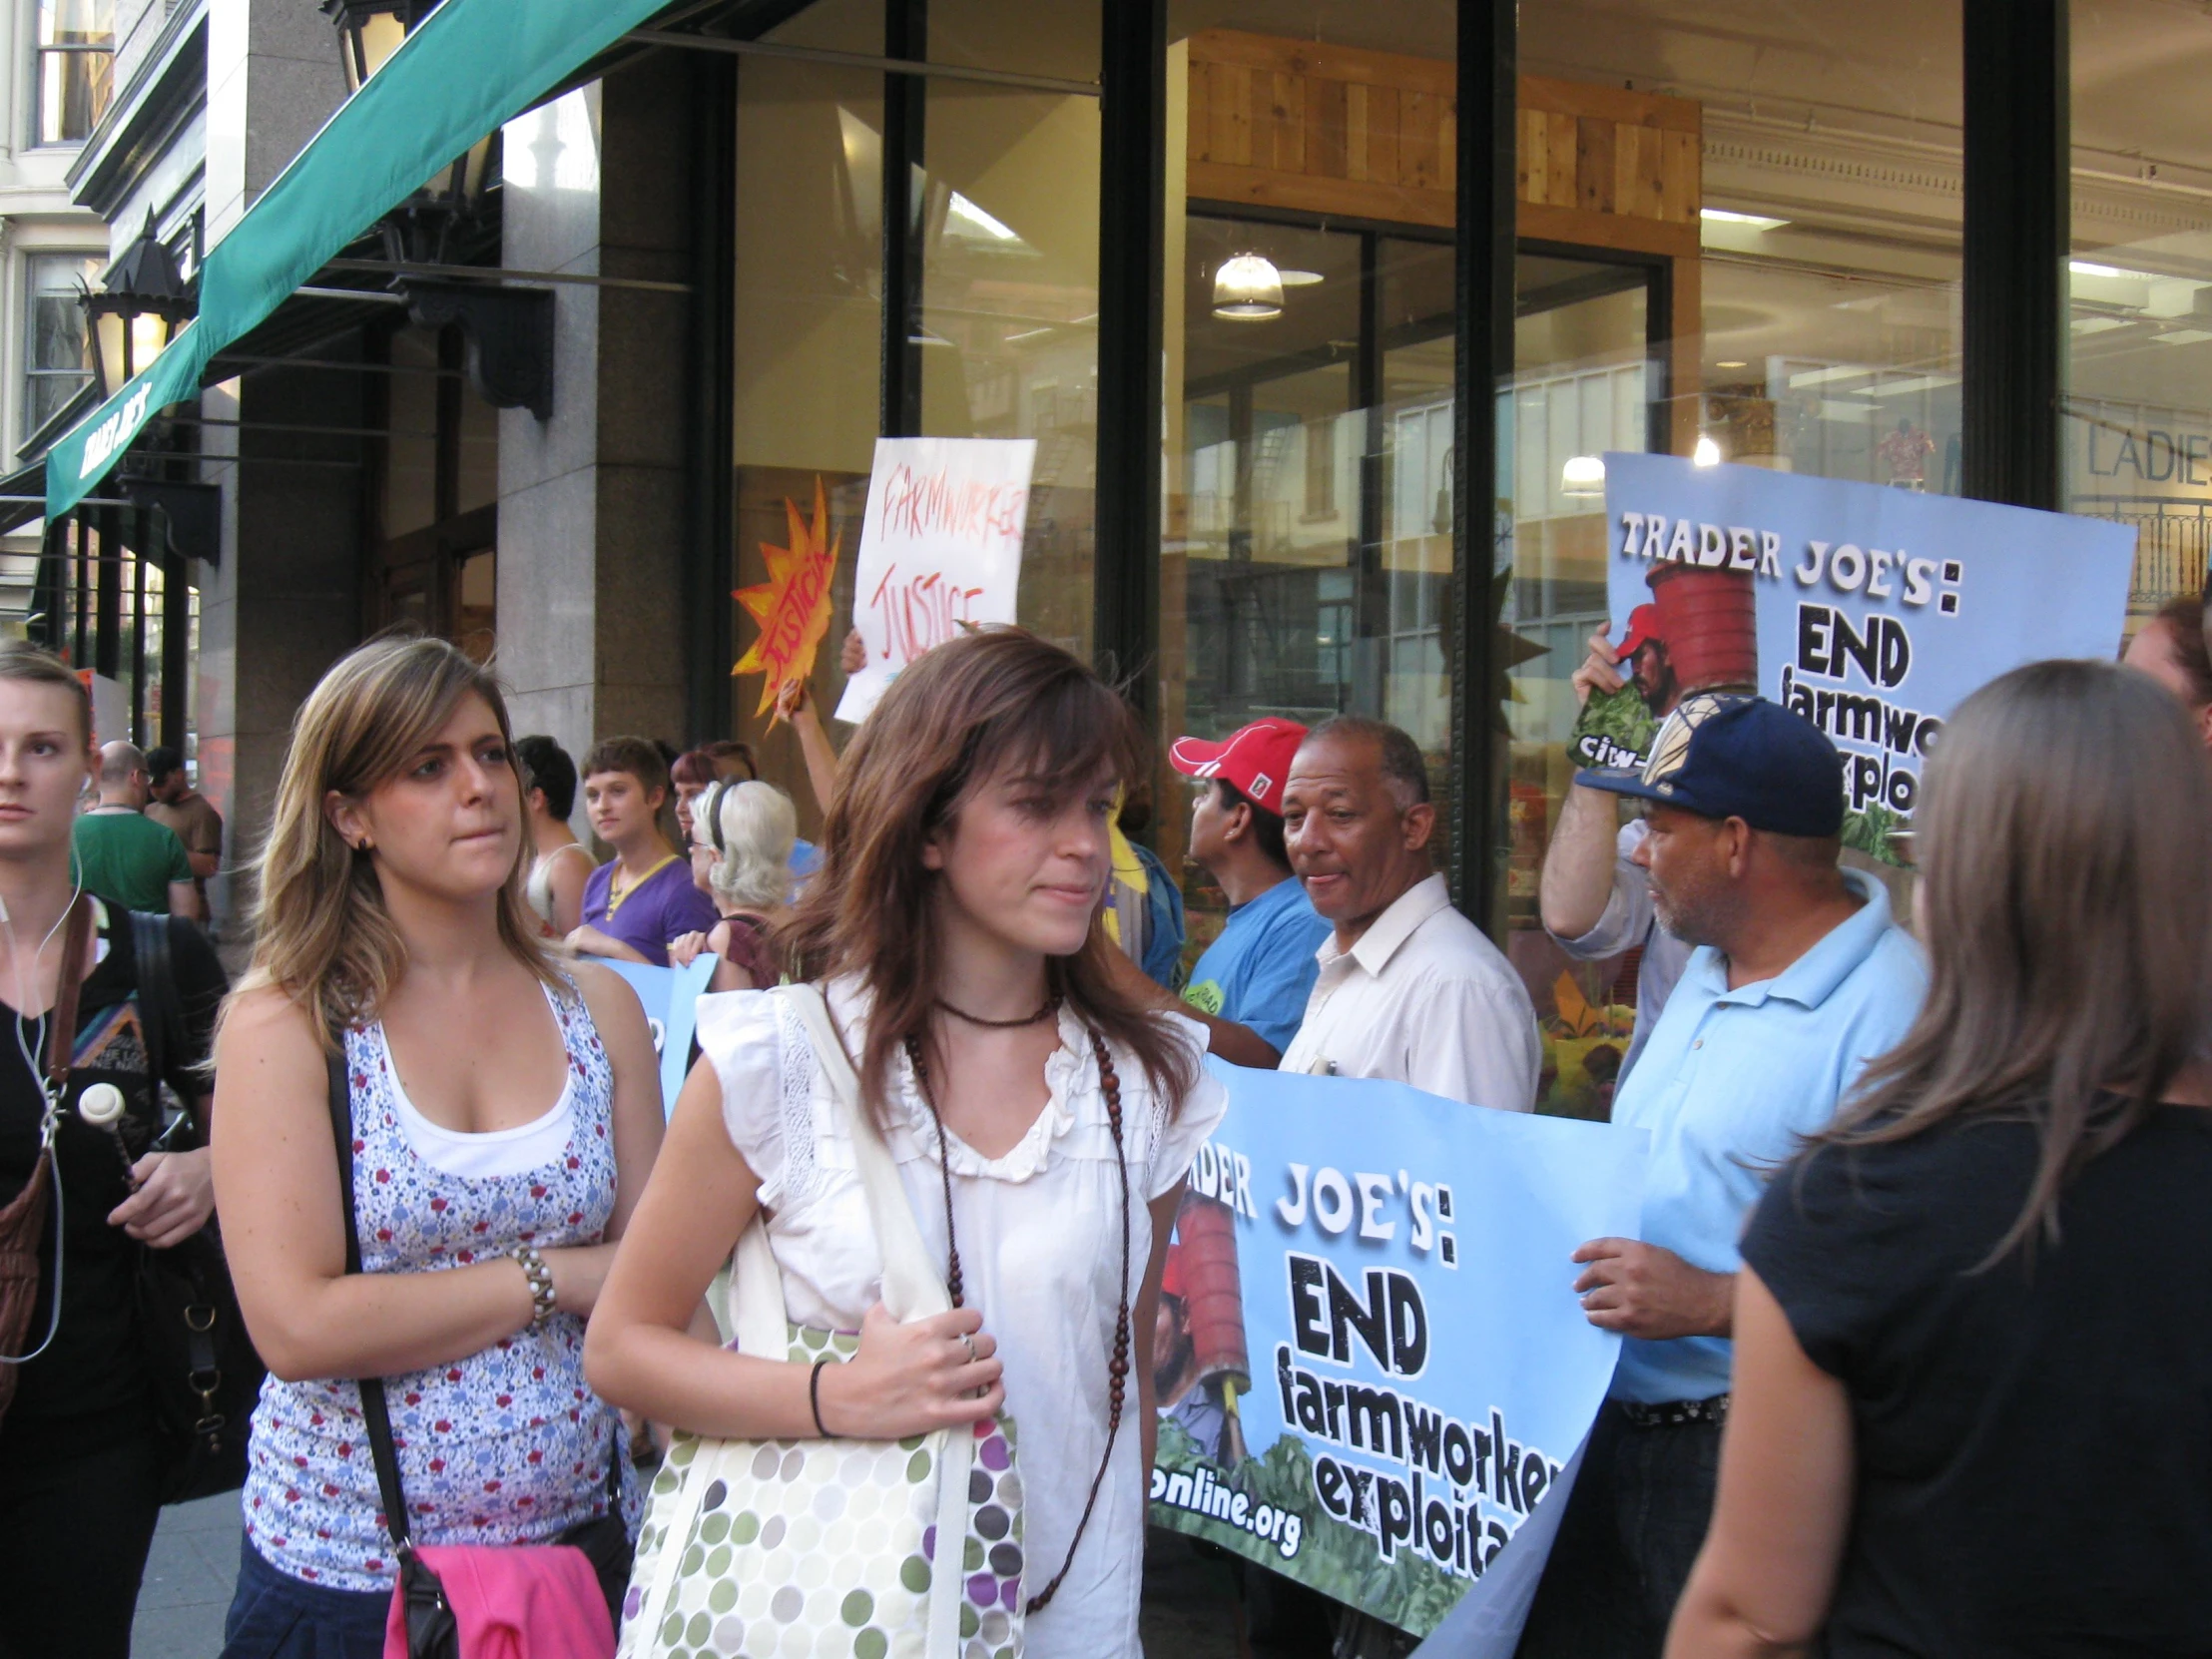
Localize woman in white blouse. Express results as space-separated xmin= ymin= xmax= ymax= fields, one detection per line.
xmin=586 ymin=627 xmax=1227 ymax=1657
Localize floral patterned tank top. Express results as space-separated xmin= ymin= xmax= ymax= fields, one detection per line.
xmin=241 ymin=979 xmax=637 ymax=1591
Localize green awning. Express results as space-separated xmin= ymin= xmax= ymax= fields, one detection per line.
xmin=44 ymin=0 xmax=676 ymax=518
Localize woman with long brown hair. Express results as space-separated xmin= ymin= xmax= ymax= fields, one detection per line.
xmin=587 ymin=627 xmax=1225 ymax=1655
xmin=212 ymin=636 xmax=666 ymax=1658
xmin=1668 ymin=658 xmax=2212 ymax=1658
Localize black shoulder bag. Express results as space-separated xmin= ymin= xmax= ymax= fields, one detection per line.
xmin=323 ymin=1054 xmax=632 ymax=1654
xmin=130 ymin=909 xmax=266 ymax=1503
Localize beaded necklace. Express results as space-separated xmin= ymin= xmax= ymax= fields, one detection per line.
xmin=902 ymin=1025 xmax=1132 ymax=1617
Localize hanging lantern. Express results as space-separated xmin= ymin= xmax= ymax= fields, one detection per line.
xmin=1212 ymin=253 xmax=1284 ymax=321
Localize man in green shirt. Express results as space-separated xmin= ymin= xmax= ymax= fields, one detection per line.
xmin=73 ymin=741 xmax=200 ymax=918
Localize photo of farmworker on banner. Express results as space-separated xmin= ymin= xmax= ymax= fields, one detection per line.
xmin=1572 ymin=451 xmax=2136 ymax=861
xmin=1150 ymin=1063 xmax=1646 ymax=1652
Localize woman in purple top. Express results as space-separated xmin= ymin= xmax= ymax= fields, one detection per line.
xmin=566 ymin=737 xmax=720 ymax=967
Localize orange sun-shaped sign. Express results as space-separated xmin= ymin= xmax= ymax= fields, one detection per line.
xmin=733 ymin=476 xmax=839 ymax=723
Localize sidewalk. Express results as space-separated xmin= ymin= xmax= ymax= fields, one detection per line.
xmin=133 ymin=1491 xmax=238 ymax=1658
xmin=130 ymin=1504 xmax=1248 ymax=1658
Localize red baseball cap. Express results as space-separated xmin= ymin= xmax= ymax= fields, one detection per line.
xmin=1617 ymin=603 xmax=1663 ymax=658
xmin=1169 ymin=716 xmax=1308 ymax=815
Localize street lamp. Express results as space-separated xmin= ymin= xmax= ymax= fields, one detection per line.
xmin=321 ymin=0 xmax=434 ymax=94
xmin=79 ymin=214 xmax=195 ymax=398
xmin=316 ymin=0 xmax=549 ymax=417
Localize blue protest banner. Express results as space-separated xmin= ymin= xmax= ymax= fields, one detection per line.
xmin=1578 ymin=453 xmax=2136 ymax=859
xmin=603 ymin=956 xmax=717 ymax=1113
xmin=1151 ymin=1063 xmax=1646 ymax=1647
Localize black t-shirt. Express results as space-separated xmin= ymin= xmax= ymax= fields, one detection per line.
xmin=1743 ymin=1107 xmax=2212 ymax=1658
xmin=0 ymin=907 xmax=226 ymax=1454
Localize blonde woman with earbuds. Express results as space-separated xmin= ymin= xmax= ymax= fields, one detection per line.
xmin=0 ymin=641 xmax=229 ymax=1659
xmin=212 ymin=636 xmax=666 ymax=1659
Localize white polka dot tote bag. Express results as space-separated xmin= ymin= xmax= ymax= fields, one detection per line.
xmin=618 ymin=984 xmax=1026 ymax=1659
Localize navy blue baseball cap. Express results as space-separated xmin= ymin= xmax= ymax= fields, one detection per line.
xmin=1575 ymin=693 xmax=1845 ymax=837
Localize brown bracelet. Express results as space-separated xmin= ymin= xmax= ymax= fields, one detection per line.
xmin=809 ymin=1357 xmax=832 ymax=1437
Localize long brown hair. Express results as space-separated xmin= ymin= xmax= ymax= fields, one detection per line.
xmin=239 ymin=634 xmax=557 ymax=1052
xmin=781 ymin=626 xmax=1199 ymax=1121
xmin=1822 ymin=658 xmax=2212 ymax=1259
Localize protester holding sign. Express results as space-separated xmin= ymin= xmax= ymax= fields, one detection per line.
xmin=1517 ymin=696 xmax=1925 ymax=1659
xmin=586 ymin=627 xmax=1225 ymax=1659
xmin=1278 ymin=718 xmax=1539 ymax=1111
xmin=1542 ymin=628 xmax=1693 ymax=1084
xmin=1673 ymin=661 xmax=2212 ymax=1658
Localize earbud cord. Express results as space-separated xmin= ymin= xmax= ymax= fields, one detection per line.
xmin=0 ymin=851 xmax=86 ymax=1368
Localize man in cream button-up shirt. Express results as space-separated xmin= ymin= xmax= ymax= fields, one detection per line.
xmin=1276 ymin=717 xmax=1540 ymax=1111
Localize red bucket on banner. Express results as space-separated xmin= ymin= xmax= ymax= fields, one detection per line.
xmin=1648 ymin=562 xmax=1758 ymax=693
xmin=1171 ymin=1189 xmax=1247 ymax=1391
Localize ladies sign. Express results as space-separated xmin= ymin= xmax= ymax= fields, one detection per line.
xmin=833 ymin=437 xmax=1036 ymax=723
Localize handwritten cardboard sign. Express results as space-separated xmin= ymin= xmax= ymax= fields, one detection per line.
xmin=832 ymin=436 xmax=1036 ymax=724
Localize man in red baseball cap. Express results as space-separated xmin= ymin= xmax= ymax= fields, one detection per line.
xmin=1119 ymin=717 xmax=1329 ymax=1069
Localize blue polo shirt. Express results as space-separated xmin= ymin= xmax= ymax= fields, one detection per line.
xmin=1609 ymin=868 xmax=1927 ymax=1404
xmin=1181 ymin=875 xmax=1332 ymax=1058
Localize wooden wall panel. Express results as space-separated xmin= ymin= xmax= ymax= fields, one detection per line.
xmin=1183 ymin=32 xmax=1705 ymax=447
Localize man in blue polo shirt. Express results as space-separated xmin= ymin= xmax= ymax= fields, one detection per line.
xmin=1165 ymin=717 xmax=1330 ymax=1067
xmin=1517 ymin=694 xmax=1926 ymax=1659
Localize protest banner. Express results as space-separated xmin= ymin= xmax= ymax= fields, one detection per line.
xmin=832 ymin=436 xmax=1035 ymax=724
xmin=1151 ymin=1063 xmax=1646 ymax=1651
xmin=603 ymin=955 xmax=717 ymax=1114
xmin=1575 ymin=452 xmax=2137 ymax=861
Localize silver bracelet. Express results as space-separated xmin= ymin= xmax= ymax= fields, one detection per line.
xmin=510 ymin=1244 xmax=557 ymax=1330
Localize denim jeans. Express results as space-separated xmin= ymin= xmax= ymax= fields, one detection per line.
xmin=1514 ymin=1400 xmax=1725 ymax=1659
xmin=221 ymin=1537 xmax=392 ymax=1659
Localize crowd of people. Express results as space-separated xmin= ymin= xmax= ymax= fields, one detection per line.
xmin=0 ymin=586 xmax=2204 ymax=1658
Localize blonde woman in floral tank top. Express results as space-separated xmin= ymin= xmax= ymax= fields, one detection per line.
xmin=211 ymin=638 xmax=668 ymax=1659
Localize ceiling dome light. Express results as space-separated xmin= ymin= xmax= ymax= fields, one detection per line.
xmin=1693 ymin=434 xmax=1723 ymax=467
xmin=1212 ymin=253 xmax=1284 ymax=320
xmin=1560 ymin=454 xmax=1606 ymax=497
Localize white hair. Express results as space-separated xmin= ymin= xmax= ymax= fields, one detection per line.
xmin=701 ymin=780 xmax=798 ymax=911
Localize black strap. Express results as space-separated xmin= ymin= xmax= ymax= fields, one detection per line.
xmin=131 ymin=911 xmax=194 ymax=1116
xmin=323 ymin=1049 xmax=620 ymax=1537
xmin=325 ymin=1050 xmax=415 ymax=1551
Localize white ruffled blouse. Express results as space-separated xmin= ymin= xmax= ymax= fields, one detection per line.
xmin=695 ymin=977 xmax=1227 ymax=1659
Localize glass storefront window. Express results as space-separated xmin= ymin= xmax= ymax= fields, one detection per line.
xmin=916 ymin=62 xmax=1102 ymax=656
xmin=2069 ymin=1 xmax=2212 ymax=630
xmin=729 ymin=9 xmax=885 ymax=786
xmin=1161 ymin=4 xmax=1457 ymax=966
xmin=1506 ymin=3 xmax=1960 ymax=1112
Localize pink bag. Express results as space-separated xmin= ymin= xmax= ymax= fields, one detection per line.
xmin=383 ymin=1543 xmax=614 ymax=1659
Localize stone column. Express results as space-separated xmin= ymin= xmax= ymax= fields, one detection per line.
xmin=497 ymin=60 xmax=699 ymax=809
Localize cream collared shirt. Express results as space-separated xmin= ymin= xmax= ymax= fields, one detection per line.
xmin=1278 ymin=871 xmax=1541 ymax=1111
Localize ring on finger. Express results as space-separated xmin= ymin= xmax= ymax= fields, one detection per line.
xmin=959 ymin=1334 xmax=977 ymax=1364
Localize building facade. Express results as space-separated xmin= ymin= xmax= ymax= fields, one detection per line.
xmin=28 ymin=1 xmax=2212 ymax=1107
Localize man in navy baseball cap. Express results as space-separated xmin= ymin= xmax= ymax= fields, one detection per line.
xmin=1574 ymin=691 xmax=1846 ymax=840
xmin=1518 ymin=692 xmax=1926 ymax=1657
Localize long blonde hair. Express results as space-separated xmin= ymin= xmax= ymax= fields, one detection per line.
xmin=240 ymin=634 xmax=556 ymax=1052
